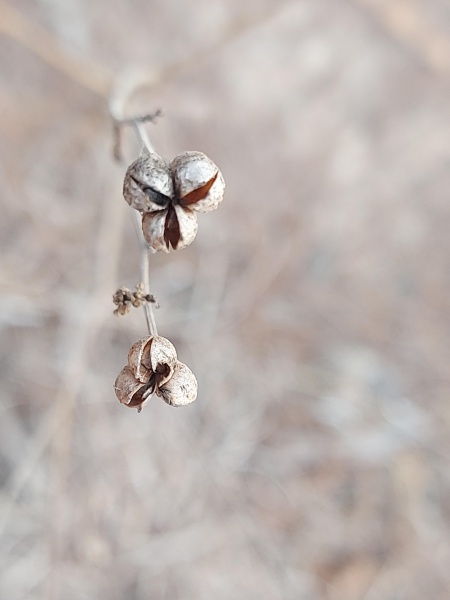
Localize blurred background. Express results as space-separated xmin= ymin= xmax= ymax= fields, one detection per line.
xmin=1 ymin=0 xmax=450 ymax=598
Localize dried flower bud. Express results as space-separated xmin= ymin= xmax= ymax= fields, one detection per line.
xmin=157 ymin=361 xmax=198 ymax=407
xmin=171 ymin=151 xmax=225 ymax=214
xmin=123 ymin=150 xmax=225 ymax=252
xmin=127 ymin=336 xmax=177 ymax=384
xmin=114 ymin=336 xmax=197 ymax=411
xmin=114 ymin=365 xmax=153 ymax=412
xmin=123 ymin=152 xmax=173 ymax=213
xmin=141 ymin=204 xmax=198 ymax=253
xmin=112 ymin=286 xmax=132 ymax=316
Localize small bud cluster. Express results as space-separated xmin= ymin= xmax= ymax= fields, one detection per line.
xmin=113 ymin=283 xmax=158 ymax=316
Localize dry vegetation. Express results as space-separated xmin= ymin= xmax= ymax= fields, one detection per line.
xmin=1 ymin=1 xmax=450 ymax=598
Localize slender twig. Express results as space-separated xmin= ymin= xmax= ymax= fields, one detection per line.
xmin=112 ymin=110 xmax=162 ymax=162
xmin=109 ymin=79 xmax=161 ymax=337
xmin=119 ymin=111 xmax=163 ymax=126
xmin=137 ymin=212 xmax=158 ymax=336
xmin=133 ymin=118 xmax=157 ymax=155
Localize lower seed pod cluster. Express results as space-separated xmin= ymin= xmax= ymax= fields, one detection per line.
xmin=114 ymin=336 xmax=198 ymax=412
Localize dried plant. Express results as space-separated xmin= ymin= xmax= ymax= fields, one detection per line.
xmin=112 ymin=283 xmax=158 ymax=316
xmin=124 ymin=150 xmax=225 ymax=252
xmin=110 ymin=84 xmax=225 ymax=411
xmin=114 ymin=336 xmax=198 ymax=411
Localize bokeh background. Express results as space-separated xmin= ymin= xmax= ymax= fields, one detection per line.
xmin=2 ymin=1 xmax=450 ymax=598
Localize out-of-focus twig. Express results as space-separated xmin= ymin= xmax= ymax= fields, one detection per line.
xmin=0 ymin=0 xmax=294 ymax=98
xmin=0 ymin=0 xmax=112 ymax=95
xmin=353 ymin=0 xmax=450 ymax=73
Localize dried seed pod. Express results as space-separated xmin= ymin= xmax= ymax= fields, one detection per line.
xmin=115 ymin=336 xmax=194 ymax=412
xmin=171 ymin=151 xmax=225 ymax=213
xmin=114 ymin=365 xmax=153 ymax=412
xmin=127 ymin=336 xmax=177 ymax=384
xmin=157 ymin=361 xmax=198 ymax=407
xmin=122 ymin=149 xmax=225 ymax=252
xmin=142 ymin=204 xmax=198 ymax=253
xmin=123 ymin=152 xmax=173 ymax=213
xmin=127 ymin=337 xmax=152 ymax=383
xmin=147 ymin=336 xmax=178 ymax=385
xmin=140 ymin=209 xmax=168 ymax=253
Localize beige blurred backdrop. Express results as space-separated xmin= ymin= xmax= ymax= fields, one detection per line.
xmin=1 ymin=1 xmax=450 ymax=599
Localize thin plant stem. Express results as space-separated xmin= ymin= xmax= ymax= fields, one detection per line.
xmin=133 ymin=119 xmax=156 ymax=154
xmin=136 ymin=212 xmax=158 ymax=336
xmin=109 ymin=78 xmax=161 ymax=337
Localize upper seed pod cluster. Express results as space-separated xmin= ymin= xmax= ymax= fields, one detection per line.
xmin=123 ymin=150 xmax=225 ymax=252
xmin=114 ymin=336 xmax=198 ymax=412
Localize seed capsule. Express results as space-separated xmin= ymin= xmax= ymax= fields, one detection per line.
xmin=114 ymin=336 xmax=198 ymax=411
xmin=171 ymin=151 xmax=225 ymax=214
xmin=123 ymin=150 xmax=225 ymax=252
xmin=123 ymin=152 xmax=173 ymax=213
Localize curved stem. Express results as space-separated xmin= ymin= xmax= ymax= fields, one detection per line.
xmin=133 ymin=119 xmax=156 ymax=154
